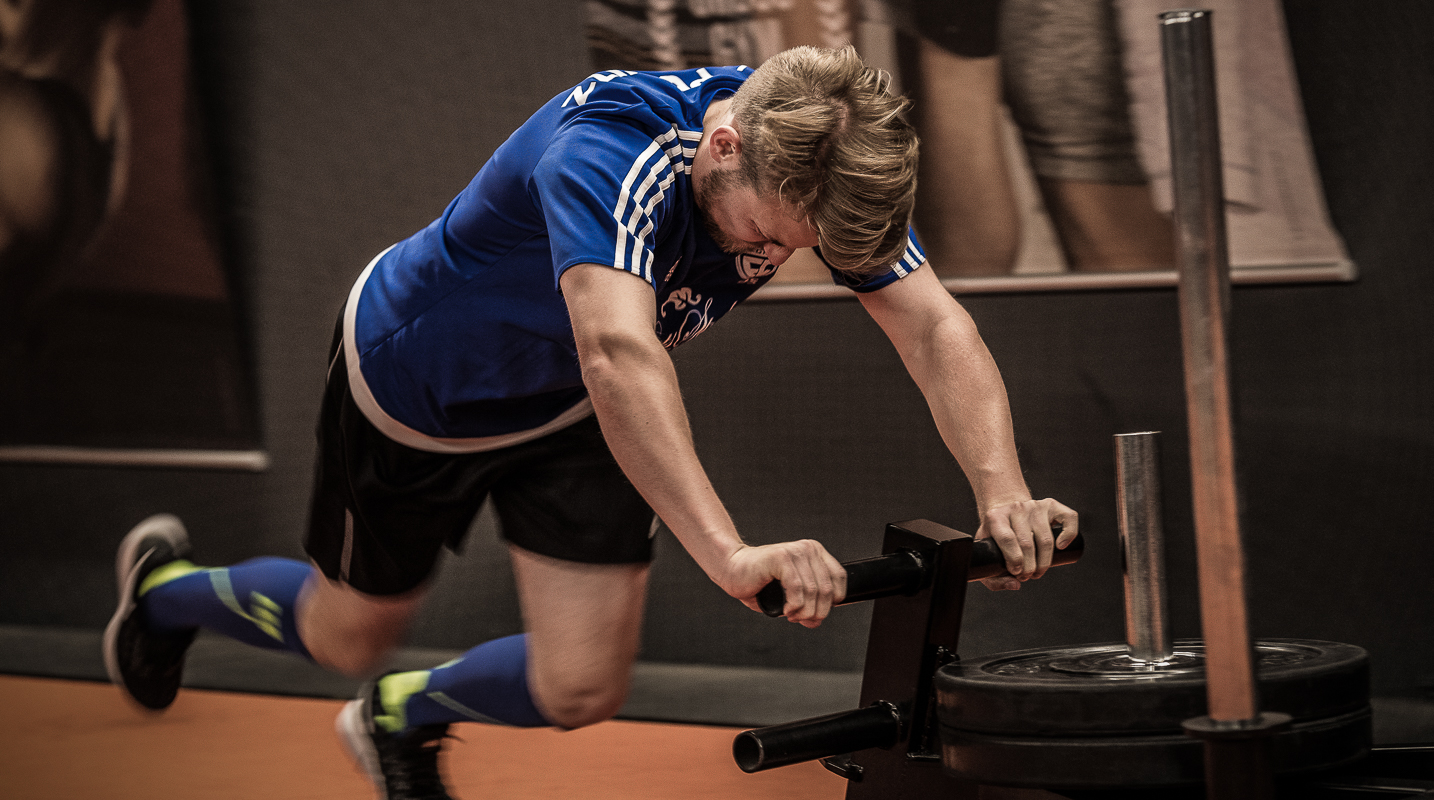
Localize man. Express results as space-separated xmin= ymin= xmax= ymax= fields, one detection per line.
xmin=105 ymin=45 xmax=1077 ymax=800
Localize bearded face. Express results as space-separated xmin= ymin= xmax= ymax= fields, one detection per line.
xmin=694 ymin=167 xmax=764 ymax=257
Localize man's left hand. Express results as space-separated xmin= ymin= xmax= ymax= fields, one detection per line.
xmin=975 ymin=498 xmax=1079 ymax=591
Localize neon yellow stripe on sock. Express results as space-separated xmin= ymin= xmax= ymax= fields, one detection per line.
xmin=138 ymin=560 xmax=203 ymax=596
xmin=375 ymin=671 xmax=431 ymax=733
xmin=208 ymin=570 xmax=286 ymax=643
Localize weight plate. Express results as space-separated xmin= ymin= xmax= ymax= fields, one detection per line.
xmin=935 ymin=638 xmax=1368 ymax=736
xmin=939 ymin=705 xmax=1372 ymax=789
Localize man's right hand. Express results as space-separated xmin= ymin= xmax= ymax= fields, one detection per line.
xmin=719 ymin=540 xmax=847 ymax=628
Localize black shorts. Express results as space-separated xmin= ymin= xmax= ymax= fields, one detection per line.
xmin=304 ymin=321 xmax=655 ymax=596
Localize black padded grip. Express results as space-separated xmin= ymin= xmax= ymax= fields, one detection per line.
xmin=756 ymin=532 xmax=1084 ymax=617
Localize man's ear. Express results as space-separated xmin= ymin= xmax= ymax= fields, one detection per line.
xmin=707 ymin=124 xmax=742 ymax=165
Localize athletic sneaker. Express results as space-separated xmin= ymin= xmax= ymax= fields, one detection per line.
xmin=103 ymin=513 xmax=198 ymax=710
xmin=338 ymin=681 xmax=456 ymax=800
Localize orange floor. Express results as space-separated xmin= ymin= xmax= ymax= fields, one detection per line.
xmin=0 ymin=675 xmax=847 ymax=799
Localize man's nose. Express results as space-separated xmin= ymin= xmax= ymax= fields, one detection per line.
xmin=763 ymin=243 xmax=794 ymax=265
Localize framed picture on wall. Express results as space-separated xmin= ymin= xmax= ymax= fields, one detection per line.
xmin=0 ymin=0 xmax=265 ymax=470
xmin=602 ymin=0 xmax=1354 ymax=299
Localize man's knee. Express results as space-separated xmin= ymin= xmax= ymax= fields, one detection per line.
xmin=536 ymin=677 xmax=630 ymax=730
xmin=296 ymin=569 xmax=423 ymax=679
xmin=306 ymin=634 xmax=396 ymax=679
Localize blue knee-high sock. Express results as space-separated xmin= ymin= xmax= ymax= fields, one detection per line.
xmin=375 ymin=634 xmax=549 ymax=732
xmin=139 ymin=556 xmax=313 ymax=660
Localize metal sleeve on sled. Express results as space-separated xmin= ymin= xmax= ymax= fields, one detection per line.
xmin=733 ymin=702 xmax=902 ymax=773
xmin=1115 ymin=432 xmax=1173 ymax=663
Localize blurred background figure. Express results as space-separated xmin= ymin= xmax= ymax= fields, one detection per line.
xmin=585 ymin=0 xmax=793 ymax=71
xmin=886 ymin=0 xmax=1023 ymax=277
xmin=884 ymin=0 xmax=1174 ymax=277
xmin=0 ymin=0 xmax=153 ymax=347
xmin=585 ymin=0 xmax=1345 ymax=283
xmin=0 ymin=0 xmax=258 ymax=452
xmin=997 ymin=0 xmax=1175 ymax=274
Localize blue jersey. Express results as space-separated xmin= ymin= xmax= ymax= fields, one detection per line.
xmin=344 ymin=66 xmax=927 ymax=452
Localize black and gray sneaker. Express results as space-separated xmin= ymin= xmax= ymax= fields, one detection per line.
xmin=102 ymin=513 xmax=198 ymax=711
xmin=337 ymin=681 xmax=455 ymax=800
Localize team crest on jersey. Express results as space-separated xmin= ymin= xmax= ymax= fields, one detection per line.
xmin=658 ymin=287 xmax=715 ymax=348
xmin=735 ymin=254 xmax=776 ymax=285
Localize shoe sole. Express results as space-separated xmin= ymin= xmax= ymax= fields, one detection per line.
xmin=336 ymin=698 xmax=389 ymax=800
xmin=102 ymin=514 xmax=191 ymax=709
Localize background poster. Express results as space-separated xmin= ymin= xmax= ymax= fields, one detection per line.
xmin=581 ymin=0 xmax=1350 ymax=289
xmin=0 ymin=0 xmax=260 ymax=455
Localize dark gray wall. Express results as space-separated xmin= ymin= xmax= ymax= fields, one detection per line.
xmin=2 ymin=0 xmax=1430 ymax=694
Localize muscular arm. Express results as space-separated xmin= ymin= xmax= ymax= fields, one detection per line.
xmin=858 ymin=266 xmax=1078 ymax=587
xmin=561 ymin=263 xmax=845 ymax=624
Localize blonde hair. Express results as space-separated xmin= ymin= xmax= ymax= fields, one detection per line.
xmin=729 ymin=45 xmax=919 ymax=277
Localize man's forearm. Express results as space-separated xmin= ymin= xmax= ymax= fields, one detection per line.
xmin=861 ymin=266 xmax=1077 ymax=583
xmin=577 ymin=331 xmax=746 ymax=577
xmin=858 ymin=267 xmax=1030 ymax=513
xmin=911 ymin=311 xmax=1031 ymax=513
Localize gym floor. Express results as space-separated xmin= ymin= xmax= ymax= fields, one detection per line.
xmin=1 ymin=624 xmax=861 ymax=799
xmin=2 ymin=675 xmax=848 ymax=799
xmin=5 ymin=623 xmax=1434 ymax=798
xmin=0 ymin=624 xmax=866 ymax=727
